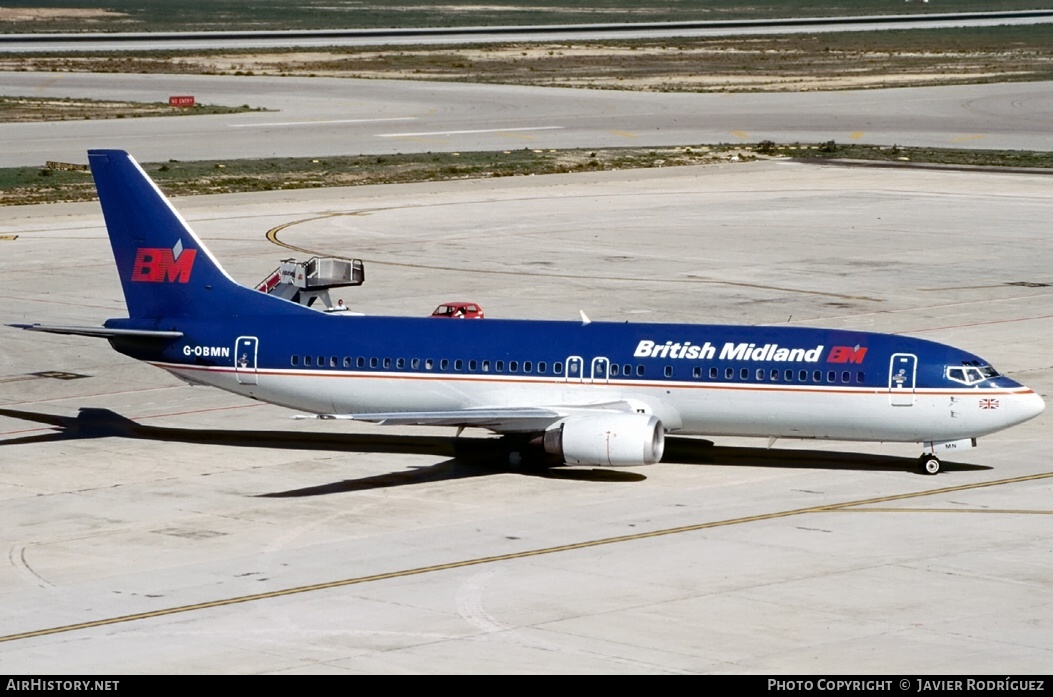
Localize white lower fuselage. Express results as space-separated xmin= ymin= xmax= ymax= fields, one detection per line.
xmin=157 ymin=362 xmax=1040 ymax=444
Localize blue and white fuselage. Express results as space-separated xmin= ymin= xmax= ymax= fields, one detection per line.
xmin=11 ymin=150 xmax=1044 ymax=473
xmin=136 ymin=317 xmax=1037 ymax=444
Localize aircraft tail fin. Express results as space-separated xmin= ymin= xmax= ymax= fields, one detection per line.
xmin=88 ymin=149 xmax=309 ymax=320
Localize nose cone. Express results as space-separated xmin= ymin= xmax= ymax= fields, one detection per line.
xmin=1012 ymin=390 xmax=1045 ymax=426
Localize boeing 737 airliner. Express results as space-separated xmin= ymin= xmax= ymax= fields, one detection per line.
xmin=10 ymin=150 xmax=1045 ymax=474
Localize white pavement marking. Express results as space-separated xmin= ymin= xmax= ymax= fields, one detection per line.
xmin=230 ymin=117 xmax=418 ymax=128
xmin=377 ymin=126 xmax=564 ymax=138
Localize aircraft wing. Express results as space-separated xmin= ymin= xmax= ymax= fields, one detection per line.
xmin=8 ymin=324 xmax=183 ymax=339
xmin=296 ymin=407 xmax=563 ymax=432
xmin=296 ymin=401 xmax=649 ymax=433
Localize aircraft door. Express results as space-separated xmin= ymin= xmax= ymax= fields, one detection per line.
xmin=590 ymin=357 xmax=610 ymax=384
xmin=565 ymin=356 xmax=584 ymax=383
xmin=235 ymin=336 xmax=259 ymax=385
xmin=888 ymin=353 xmax=916 ymax=406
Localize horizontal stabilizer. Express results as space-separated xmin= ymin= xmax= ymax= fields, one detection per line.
xmin=8 ymin=323 xmax=183 ymax=339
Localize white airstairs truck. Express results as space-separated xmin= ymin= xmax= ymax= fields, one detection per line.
xmin=255 ymin=257 xmax=364 ymax=312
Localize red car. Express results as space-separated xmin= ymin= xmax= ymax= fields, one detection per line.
xmin=431 ymin=302 xmax=484 ymax=319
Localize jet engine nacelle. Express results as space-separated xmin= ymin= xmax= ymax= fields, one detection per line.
xmin=543 ymin=413 xmax=665 ymax=467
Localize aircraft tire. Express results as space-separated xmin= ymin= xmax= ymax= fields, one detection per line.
xmin=918 ymin=455 xmax=941 ymax=475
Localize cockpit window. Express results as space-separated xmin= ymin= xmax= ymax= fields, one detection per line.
xmin=946 ymin=364 xmax=1000 ymax=385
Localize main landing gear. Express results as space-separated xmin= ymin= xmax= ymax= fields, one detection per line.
xmin=917 ymin=454 xmax=941 ymax=475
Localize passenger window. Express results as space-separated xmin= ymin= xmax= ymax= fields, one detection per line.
xmin=665 ymin=366 xmax=673 ymax=378
xmin=856 ymin=371 xmax=865 ymax=383
xmin=841 ymin=371 xmax=850 ymax=383
xmin=397 ymin=358 xmax=405 ymax=369
xmin=554 ymin=362 xmax=562 ymax=374
xmin=357 ymin=357 xmax=365 ymax=368
xmin=784 ymin=369 xmax=793 ymax=382
xmin=510 ymin=361 xmax=518 ymax=372
xmin=496 ymin=360 xmax=504 ymax=372
xmin=425 ymin=359 xmax=433 ymax=370
xmin=304 ymin=355 xmax=313 ymax=367
xmin=330 ymin=357 xmax=338 ymax=368
xmin=317 ymin=356 xmax=325 ymax=367
xmin=440 ymin=359 xmax=449 ymax=370
xmin=343 ymin=357 xmax=351 ymax=368
xmin=725 ymin=367 xmax=734 ymax=380
xmin=469 ymin=360 xmax=477 ymax=371
xmin=383 ymin=358 xmax=391 ymax=369
xmin=756 ymin=369 xmax=765 ymax=381
xmin=370 ymin=357 xmax=378 ymax=368
xmin=692 ymin=367 xmax=701 ymax=378
xmin=710 ymin=367 xmax=718 ymax=379
xmin=623 ymin=364 xmax=632 ymax=376
xmin=827 ymin=371 xmax=835 ymax=383
xmin=799 ymin=370 xmax=808 ymax=382
xmin=524 ymin=361 xmax=532 ymax=372
xmin=538 ymin=362 xmax=546 ymax=373
xmin=481 ymin=360 xmax=489 ymax=372
xmin=454 ymin=359 xmax=463 ymax=370
xmin=813 ymin=371 xmax=822 ymax=383
xmin=291 ymin=355 xmax=299 ymax=366
xmin=770 ymin=369 xmax=779 ymax=381
xmin=411 ymin=358 xmax=420 ymax=369
xmin=636 ymin=365 xmax=645 ymax=376
xmin=740 ymin=368 xmax=749 ymax=380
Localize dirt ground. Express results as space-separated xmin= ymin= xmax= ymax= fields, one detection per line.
xmin=4 ymin=31 xmax=1052 ymax=93
xmin=0 ymin=8 xmax=127 ymax=23
xmin=0 ymin=96 xmax=261 ymax=123
xmin=175 ymin=47 xmax=1005 ymax=91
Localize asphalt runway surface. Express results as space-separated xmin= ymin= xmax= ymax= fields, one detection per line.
xmin=3 ymin=11 xmax=1053 ymax=52
xmin=1 ymin=160 xmax=1051 ymax=673
xmin=2 ymin=73 xmax=1053 ymax=167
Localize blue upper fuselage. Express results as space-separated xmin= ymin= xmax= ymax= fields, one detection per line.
xmin=105 ymin=313 xmax=1017 ymax=393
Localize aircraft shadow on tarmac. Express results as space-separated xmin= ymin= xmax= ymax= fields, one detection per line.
xmin=663 ymin=438 xmax=990 ymax=475
xmin=0 ymin=407 xmax=645 ymax=492
xmin=0 ymin=408 xmax=987 ymax=497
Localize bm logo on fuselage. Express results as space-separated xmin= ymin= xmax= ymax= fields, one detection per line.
xmin=827 ymin=345 xmax=868 ymax=364
xmin=131 ymin=240 xmax=196 ymax=283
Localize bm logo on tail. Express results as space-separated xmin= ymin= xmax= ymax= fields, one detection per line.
xmin=132 ymin=239 xmax=197 ymax=283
